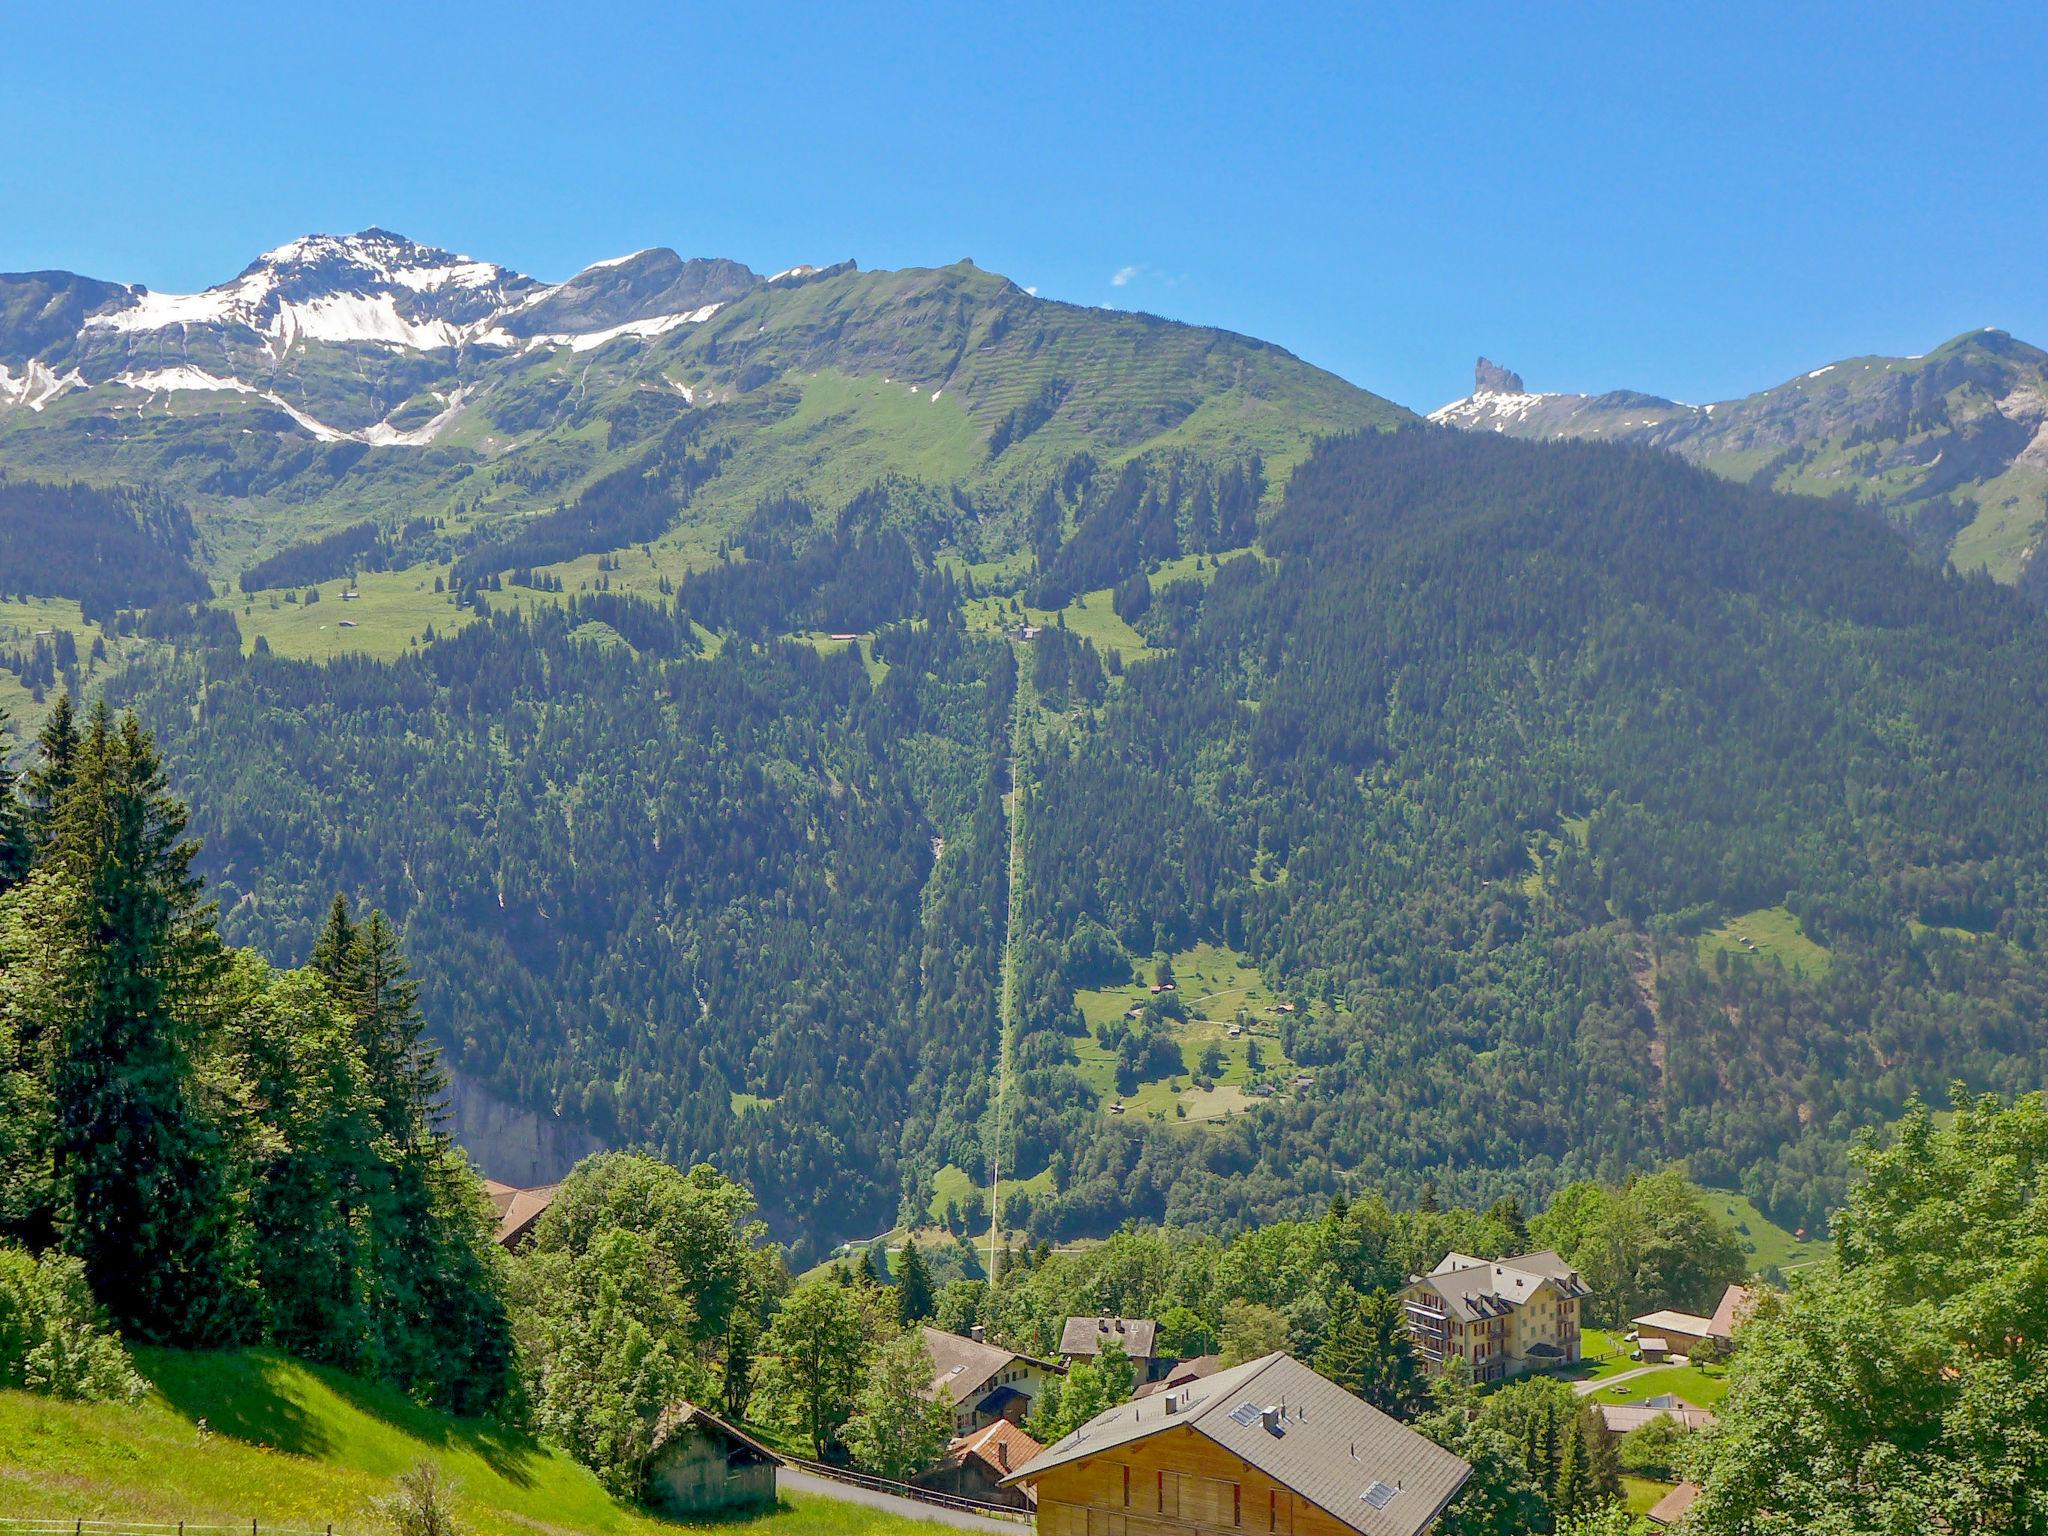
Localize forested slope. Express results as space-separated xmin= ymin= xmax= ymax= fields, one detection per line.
xmin=1005 ymin=428 xmax=2048 ymax=1234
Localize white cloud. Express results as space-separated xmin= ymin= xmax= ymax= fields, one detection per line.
xmin=1025 ymin=285 xmax=1038 ymax=296
xmin=1111 ymin=265 xmax=1141 ymax=287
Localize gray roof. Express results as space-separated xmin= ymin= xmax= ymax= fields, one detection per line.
xmin=1411 ymin=1249 xmax=1591 ymax=1319
xmin=924 ymin=1326 xmax=1056 ymax=1407
xmin=1060 ymin=1316 xmax=1160 ymax=1359
xmin=1003 ymin=1352 xmax=1470 ymax=1536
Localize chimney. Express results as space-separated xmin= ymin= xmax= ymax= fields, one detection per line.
xmin=1260 ymin=1405 xmax=1282 ymax=1433
xmin=971 ymin=1325 xmax=985 ymax=1343
xmin=1114 ymin=1319 xmax=1125 ymax=1334
xmin=997 ymin=1440 xmax=1010 ymax=1472
xmin=1099 ymin=1318 xmax=1110 ymax=1333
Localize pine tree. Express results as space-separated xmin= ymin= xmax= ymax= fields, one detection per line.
xmin=0 ymin=707 xmax=28 ymax=890
xmin=42 ymin=704 xmax=237 ymax=1342
xmin=344 ymin=908 xmax=448 ymax=1147
xmin=1317 ymin=1286 xmax=1370 ymax=1396
xmin=895 ymin=1240 xmax=935 ymax=1325
xmin=1552 ymin=1410 xmax=1589 ymax=1521
xmin=21 ymin=691 xmax=78 ymax=848
xmin=309 ymin=892 xmax=358 ymax=995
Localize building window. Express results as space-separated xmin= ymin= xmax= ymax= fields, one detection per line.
xmin=1158 ymin=1472 xmax=1165 ymax=1512
xmin=1123 ymin=1467 xmax=1131 ymax=1508
xmin=1233 ymin=1485 xmax=1242 ymax=1527
xmin=1269 ymin=1491 xmax=1278 ymax=1532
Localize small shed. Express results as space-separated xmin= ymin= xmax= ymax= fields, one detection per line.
xmin=647 ymin=1401 xmax=780 ymax=1515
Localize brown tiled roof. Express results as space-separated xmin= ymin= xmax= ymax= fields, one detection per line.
xmin=1005 ymin=1352 xmax=1469 ymax=1536
xmin=482 ymin=1179 xmax=559 ymax=1249
xmin=949 ymin=1419 xmax=1043 ymax=1480
xmin=1134 ymin=1354 xmax=1221 ymax=1398
xmin=1708 ymin=1283 xmax=1758 ymax=1341
xmin=1647 ymin=1481 xmax=1701 ymax=1526
xmin=1059 ymin=1316 xmax=1159 ymax=1359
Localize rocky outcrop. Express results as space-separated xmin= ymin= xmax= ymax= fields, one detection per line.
xmin=1474 ymin=357 xmax=1525 ymax=394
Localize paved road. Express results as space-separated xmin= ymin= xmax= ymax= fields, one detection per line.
xmin=1571 ymin=1362 xmax=1666 ymax=1397
xmin=782 ymin=1469 xmax=1026 ymax=1533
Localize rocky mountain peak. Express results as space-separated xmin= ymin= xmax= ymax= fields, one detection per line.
xmin=1474 ymin=357 xmax=1526 ymax=394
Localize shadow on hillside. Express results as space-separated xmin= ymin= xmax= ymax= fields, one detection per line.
xmin=139 ymin=1347 xmax=544 ymax=1487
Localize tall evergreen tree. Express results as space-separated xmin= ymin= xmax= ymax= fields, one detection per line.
xmin=42 ymin=704 xmax=238 ymax=1342
xmin=0 ymin=707 xmax=28 ymax=891
xmin=20 ymin=692 xmax=77 ymax=849
xmin=895 ymin=1240 xmax=935 ymax=1325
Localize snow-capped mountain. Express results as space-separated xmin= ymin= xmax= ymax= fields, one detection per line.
xmin=48 ymin=229 xmax=768 ymax=358
xmin=0 ymin=229 xmax=803 ymax=443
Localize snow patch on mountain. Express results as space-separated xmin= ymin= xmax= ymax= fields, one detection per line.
xmin=504 ymin=303 xmax=725 ymax=354
xmin=1428 ymin=389 xmax=1557 ymax=431
xmin=0 ymin=359 xmax=88 ymax=410
xmin=115 ymin=367 xmax=257 ymax=394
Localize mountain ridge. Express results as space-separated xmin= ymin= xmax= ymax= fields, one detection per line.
xmin=1430 ymin=329 xmax=2048 ymax=586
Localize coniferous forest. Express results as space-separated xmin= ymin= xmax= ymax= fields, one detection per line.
xmin=43 ymin=424 xmax=2043 ymax=1262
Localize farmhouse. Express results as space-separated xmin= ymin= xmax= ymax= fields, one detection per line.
xmin=925 ymin=1325 xmax=1064 ymax=1434
xmin=1003 ymin=1351 xmax=1471 ymax=1536
xmin=915 ymin=1419 xmax=1045 ymax=1509
xmin=646 ymin=1401 xmax=780 ymax=1515
xmin=482 ymin=1177 xmax=559 ymax=1250
xmin=1630 ymin=1282 xmax=1760 ymax=1361
xmin=1397 ymin=1250 xmax=1589 ymax=1383
xmin=1061 ymin=1315 xmax=1171 ymax=1382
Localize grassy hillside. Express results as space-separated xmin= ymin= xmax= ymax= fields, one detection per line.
xmin=0 ymin=1348 xmax=930 ymax=1536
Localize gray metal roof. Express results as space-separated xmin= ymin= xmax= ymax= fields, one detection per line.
xmin=1002 ymin=1352 xmax=1470 ymax=1536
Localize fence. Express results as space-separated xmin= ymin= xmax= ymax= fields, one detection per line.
xmin=783 ymin=1456 xmax=1036 ymax=1524
xmin=0 ymin=1522 xmax=336 ymax=1536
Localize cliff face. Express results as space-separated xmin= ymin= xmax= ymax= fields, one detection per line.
xmin=445 ymin=1068 xmax=605 ymax=1186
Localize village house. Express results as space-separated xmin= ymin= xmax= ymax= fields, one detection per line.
xmin=645 ymin=1401 xmax=780 ymax=1515
xmin=1002 ymin=1351 xmax=1471 ymax=1536
xmin=1135 ymin=1354 xmax=1222 ymax=1400
xmin=482 ymin=1177 xmax=559 ymax=1251
xmin=915 ymin=1419 xmax=1045 ymax=1510
xmin=1630 ymin=1282 xmax=1758 ymax=1363
xmin=1397 ymin=1250 xmax=1589 ymax=1383
xmin=1061 ymin=1315 xmax=1174 ymax=1383
xmin=925 ymin=1326 xmax=1065 ymax=1434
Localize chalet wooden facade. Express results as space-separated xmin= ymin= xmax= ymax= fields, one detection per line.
xmin=1004 ymin=1353 xmax=1469 ymax=1536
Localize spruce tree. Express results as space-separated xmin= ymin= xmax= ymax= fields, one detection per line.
xmin=43 ymin=705 xmax=237 ymax=1342
xmin=0 ymin=707 xmax=28 ymax=890
xmin=895 ymin=1240 xmax=935 ymax=1326
xmin=21 ymin=691 xmax=78 ymax=849
xmin=1317 ymin=1285 xmax=1370 ymax=1397
xmin=309 ymin=892 xmax=358 ymax=997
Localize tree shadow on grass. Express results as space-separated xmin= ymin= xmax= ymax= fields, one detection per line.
xmin=138 ymin=1347 xmax=547 ymax=1489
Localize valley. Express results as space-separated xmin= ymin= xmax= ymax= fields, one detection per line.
xmin=5 ymin=230 xmax=2048 ymax=1270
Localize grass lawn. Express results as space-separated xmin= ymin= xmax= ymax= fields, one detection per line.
xmin=0 ymin=1348 xmax=938 ymax=1536
xmin=1555 ymin=1328 xmax=1642 ymax=1384
xmin=1069 ymin=941 xmax=1299 ymax=1122
xmin=1698 ymin=903 xmax=1832 ymax=980
xmin=1591 ymin=1360 xmax=1731 ymax=1410
xmin=1704 ymin=1187 xmax=1828 ymax=1272
xmin=1623 ymin=1476 xmax=1679 ymax=1516
xmin=232 ymin=567 xmax=475 ymax=662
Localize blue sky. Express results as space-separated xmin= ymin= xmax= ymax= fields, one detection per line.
xmin=4 ymin=2 xmax=2042 ymax=411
